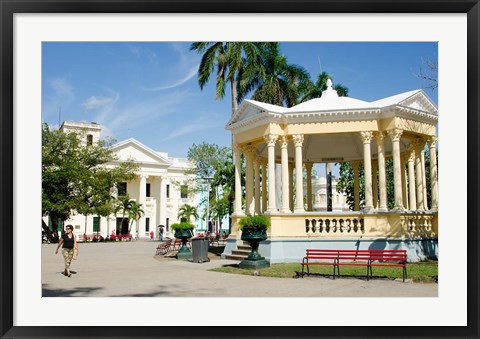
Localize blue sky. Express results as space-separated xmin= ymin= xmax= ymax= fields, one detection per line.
xmin=42 ymin=42 xmax=438 ymax=164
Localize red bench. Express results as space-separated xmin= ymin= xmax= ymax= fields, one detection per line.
xmin=301 ymin=249 xmax=407 ymax=282
xmin=156 ymin=239 xmax=173 ymax=255
xmin=118 ymin=234 xmax=132 ymax=241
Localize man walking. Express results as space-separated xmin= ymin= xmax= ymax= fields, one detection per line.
xmin=159 ymin=226 xmax=164 ymax=241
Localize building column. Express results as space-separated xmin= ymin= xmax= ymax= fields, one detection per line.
xmin=254 ymin=156 xmax=261 ymax=214
xmin=158 ymin=176 xmax=167 ymax=232
xmin=288 ymin=162 xmax=294 ymax=211
xmin=244 ymin=144 xmax=256 ymax=215
xmin=428 ymin=136 xmax=439 ymax=211
xmin=233 ymin=143 xmax=243 ymax=214
xmin=305 ymin=162 xmax=314 ymax=211
xmin=388 ymin=128 xmax=404 ymax=211
xmin=352 ymin=161 xmax=360 ymax=211
xmin=407 ymin=150 xmax=417 ymax=211
xmin=293 ymin=134 xmax=305 ymax=213
xmin=412 ymin=139 xmax=425 ymax=211
xmin=264 ymin=134 xmax=278 ymax=213
xmin=360 ymin=131 xmax=374 ymax=212
xmin=280 ymin=136 xmax=291 ymax=213
xmin=138 ymin=175 xmax=147 ymax=236
xmin=376 ymin=132 xmax=388 ymax=212
xmin=261 ymin=159 xmax=267 ymax=213
xmin=372 ymin=160 xmax=378 ymax=210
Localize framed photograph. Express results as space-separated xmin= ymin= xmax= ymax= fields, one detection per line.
xmin=1 ymin=1 xmax=478 ymax=338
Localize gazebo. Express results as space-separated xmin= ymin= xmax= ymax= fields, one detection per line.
xmin=222 ymin=80 xmax=438 ymax=263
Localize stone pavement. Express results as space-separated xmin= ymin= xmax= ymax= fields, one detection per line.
xmin=42 ymin=240 xmax=437 ymax=297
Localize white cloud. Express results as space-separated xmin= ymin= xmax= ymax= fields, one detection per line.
xmin=49 ymin=77 xmax=75 ymax=104
xmin=162 ymin=116 xmax=223 ymax=141
xmin=82 ymin=95 xmax=115 ymax=109
xmin=141 ymin=65 xmax=198 ymax=91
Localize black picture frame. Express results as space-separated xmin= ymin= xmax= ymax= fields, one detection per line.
xmin=1 ymin=1 xmax=478 ymax=338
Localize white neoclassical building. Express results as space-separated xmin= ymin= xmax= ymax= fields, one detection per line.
xmin=223 ymin=80 xmax=438 ymax=262
xmin=311 ymin=176 xmax=350 ymax=212
xmin=44 ymin=120 xmax=199 ymax=240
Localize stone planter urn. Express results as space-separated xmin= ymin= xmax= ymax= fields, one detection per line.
xmin=238 ymin=216 xmax=270 ymax=269
xmin=172 ymin=223 xmax=194 ymax=260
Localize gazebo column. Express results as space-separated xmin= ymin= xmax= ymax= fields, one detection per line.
xmin=388 ymin=128 xmax=404 ymax=211
xmin=293 ymin=134 xmax=305 ymax=213
xmin=401 ymin=155 xmax=408 ymax=210
xmin=420 ymin=147 xmax=428 ymax=210
xmin=261 ymin=160 xmax=267 ymax=213
xmin=376 ymin=132 xmax=388 ymax=212
xmin=428 ymin=136 xmax=439 ymax=211
xmin=305 ymin=162 xmax=314 ymax=211
xmin=288 ymin=163 xmax=294 ymax=211
xmin=244 ymin=145 xmax=256 ymax=215
xmin=264 ymin=134 xmax=278 ymax=213
xmin=233 ymin=143 xmax=243 ymax=214
xmin=360 ymin=131 xmax=374 ymax=212
xmin=254 ymin=156 xmax=261 ymax=214
xmin=412 ymin=139 xmax=425 ymax=211
xmin=372 ymin=160 xmax=378 ymax=210
xmin=280 ymin=136 xmax=291 ymax=213
xmin=407 ymin=149 xmax=417 ymax=211
xmin=352 ymin=161 xmax=360 ymax=211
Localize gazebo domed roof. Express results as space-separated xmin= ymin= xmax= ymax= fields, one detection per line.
xmin=226 ymin=80 xmax=438 ymax=164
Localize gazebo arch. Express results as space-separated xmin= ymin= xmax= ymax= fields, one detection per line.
xmin=223 ymin=80 xmax=438 ymax=263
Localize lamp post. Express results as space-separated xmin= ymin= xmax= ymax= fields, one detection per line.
xmin=203 ymin=177 xmax=213 ymax=232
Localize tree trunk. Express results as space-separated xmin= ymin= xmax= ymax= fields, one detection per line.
xmin=42 ymin=217 xmax=59 ymax=243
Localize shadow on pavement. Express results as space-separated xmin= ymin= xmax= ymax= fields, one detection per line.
xmin=42 ymin=284 xmax=104 ymax=297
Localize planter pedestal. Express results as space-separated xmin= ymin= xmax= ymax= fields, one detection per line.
xmin=239 ymin=227 xmax=270 ymax=269
xmin=174 ymin=229 xmax=193 ymax=260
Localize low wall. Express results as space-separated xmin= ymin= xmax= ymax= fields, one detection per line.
xmin=222 ymin=236 xmax=438 ymax=263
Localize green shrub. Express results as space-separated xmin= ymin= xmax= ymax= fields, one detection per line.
xmin=238 ymin=215 xmax=271 ymax=230
xmin=171 ymin=222 xmax=195 ymax=231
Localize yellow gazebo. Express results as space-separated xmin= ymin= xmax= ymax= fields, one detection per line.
xmin=223 ymin=80 xmax=438 ymax=263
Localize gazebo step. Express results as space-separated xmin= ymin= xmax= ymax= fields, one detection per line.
xmin=237 ymin=245 xmax=251 ymax=251
xmin=231 ymin=249 xmax=250 ymax=256
xmin=224 ymin=254 xmax=246 ymax=260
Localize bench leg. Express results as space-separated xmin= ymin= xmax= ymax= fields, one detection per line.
xmin=403 ymin=266 xmax=406 ymax=282
xmin=366 ymin=265 xmax=370 ymax=281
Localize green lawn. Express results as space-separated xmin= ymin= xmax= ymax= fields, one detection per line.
xmin=210 ymin=261 xmax=438 ymax=283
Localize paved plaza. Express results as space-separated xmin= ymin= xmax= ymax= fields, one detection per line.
xmin=42 ymin=240 xmax=438 ymax=297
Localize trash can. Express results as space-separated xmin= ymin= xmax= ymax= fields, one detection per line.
xmin=191 ymin=237 xmax=210 ymax=263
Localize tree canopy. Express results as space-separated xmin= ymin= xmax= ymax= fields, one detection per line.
xmin=42 ymin=123 xmax=138 ymax=240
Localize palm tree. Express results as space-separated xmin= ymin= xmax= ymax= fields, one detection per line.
xmin=299 ymin=71 xmax=349 ymax=102
xmin=177 ymin=204 xmax=199 ymax=224
xmin=127 ymin=200 xmax=145 ymax=234
xmin=115 ymin=195 xmax=133 ymax=233
xmin=239 ymin=43 xmax=312 ymax=107
xmin=190 ymin=42 xmax=270 ymax=116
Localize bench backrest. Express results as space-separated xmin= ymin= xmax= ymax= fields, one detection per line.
xmin=368 ymin=249 xmax=407 ymax=262
xmin=305 ymin=249 xmax=407 ymax=262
